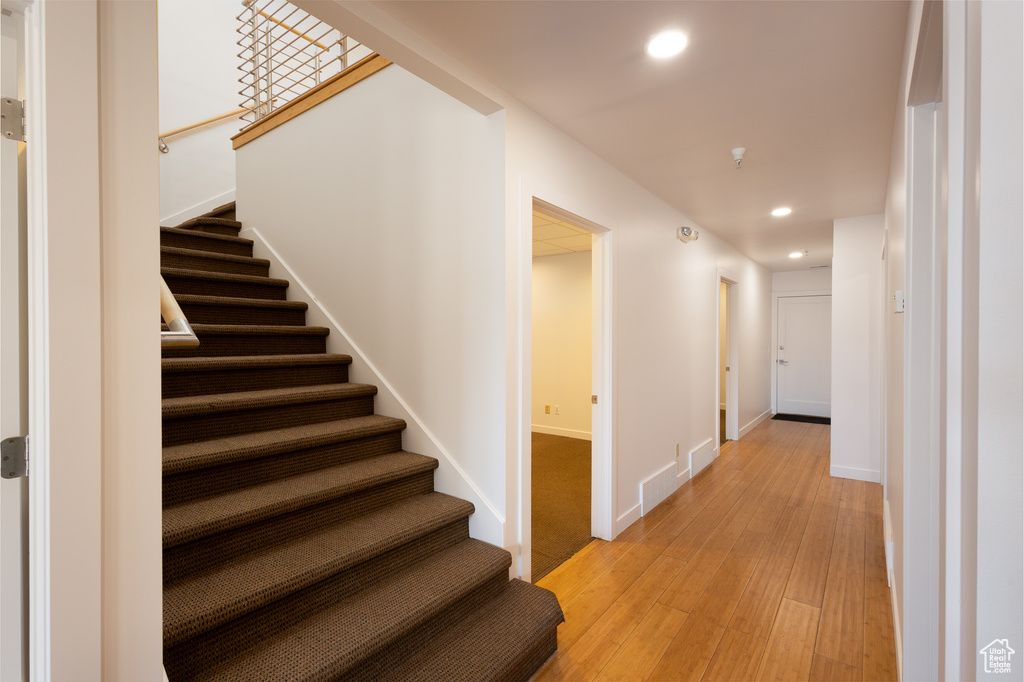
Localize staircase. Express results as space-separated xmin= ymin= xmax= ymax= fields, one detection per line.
xmin=161 ymin=203 xmax=564 ymax=681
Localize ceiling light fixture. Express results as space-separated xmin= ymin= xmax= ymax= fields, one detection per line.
xmin=772 ymin=207 xmax=793 ymax=217
xmin=645 ymin=30 xmax=688 ymax=59
xmin=677 ymin=226 xmax=699 ymax=243
xmin=789 ymin=250 xmax=806 ymax=259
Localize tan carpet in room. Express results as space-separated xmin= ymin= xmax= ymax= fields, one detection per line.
xmin=531 ymin=432 xmax=592 ymax=583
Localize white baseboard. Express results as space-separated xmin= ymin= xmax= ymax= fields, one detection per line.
xmin=614 ymin=504 xmax=641 ymax=536
xmin=891 ymin=577 xmax=903 ymax=682
xmin=883 ymin=499 xmax=895 ymax=586
xmin=244 ymin=227 xmax=505 ymax=546
xmin=740 ymin=409 xmax=772 ymax=438
xmin=830 ymin=465 xmax=881 ymax=483
xmin=531 ymin=425 xmax=592 ymax=441
xmin=676 ymin=466 xmax=691 ymax=486
xmin=161 ymin=189 xmax=236 ymax=226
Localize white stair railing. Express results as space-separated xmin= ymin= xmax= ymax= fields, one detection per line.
xmin=236 ymin=0 xmax=370 ymax=125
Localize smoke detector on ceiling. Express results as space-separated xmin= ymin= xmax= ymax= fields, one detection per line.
xmin=731 ymin=147 xmax=746 ymax=169
xmin=677 ymin=226 xmax=699 ymax=243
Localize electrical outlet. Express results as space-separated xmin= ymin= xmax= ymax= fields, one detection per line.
xmin=554 ymin=405 xmax=560 ymax=415
xmin=675 ymin=443 xmax=680 ymax=459
xmin=544 ymin=405 xmax=550 ymax=414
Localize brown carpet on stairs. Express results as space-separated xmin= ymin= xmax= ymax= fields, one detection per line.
xmin=161 ymin=203 xmax=563 ymax=682
xmin=531 ymin=432 xmax=593 ymax=583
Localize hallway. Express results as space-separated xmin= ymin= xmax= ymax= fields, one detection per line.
xmin=532 ymin=419 xmax=898 ymax=681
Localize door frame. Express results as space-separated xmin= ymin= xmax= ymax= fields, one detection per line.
xmin=715 ymin=270 xmax=738 ymax=449
xmin=515 ymin=185 xmax=614 ymax=583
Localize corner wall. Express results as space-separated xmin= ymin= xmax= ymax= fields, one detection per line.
xmin=831 ymin=214 xmax=884 ymax=483
xmin=158 ymin=0 xmax=240 ymax=223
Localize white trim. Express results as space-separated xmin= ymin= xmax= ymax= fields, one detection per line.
xmin=829 ymin=465 xmax=881 ymax=483
xmin=676 ymin=467 xmax=691 ymax=486
xmin=716 ymin=269 xmax=740 ymax=445
xmin=160 ymin=188 xmax=235 ymax=227
xmin=244 ymin=226 xmax=506 ymax=545
xmin=517 ymin=180 xmax=616 ymax=582
xmin=892 ymin=577 xmax=904 ymax=682
xmin=530 ymin=425 xmax=592 ymax=441
xmin=23 ymin=3 xmax=50 ymax=677
xmin=614 ymin=504 xmax=641 ymax=536
xmin=739 ymin=409 xmax=772 ymax=438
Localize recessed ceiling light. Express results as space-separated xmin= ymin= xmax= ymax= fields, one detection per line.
xmin=789 ymin=251 xmax=805 ymax=259
xmin=645 ymin=30 xmax=688 ymax=59
xmin=772 ymin=207 xmax=793 ymax=217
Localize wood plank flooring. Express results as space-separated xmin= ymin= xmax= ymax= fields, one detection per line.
xmin=531 ymin=419 xmax=899 ymax=682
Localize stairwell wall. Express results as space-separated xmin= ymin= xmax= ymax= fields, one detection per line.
xmin=235 ymin=65 xmax=508 ymax=545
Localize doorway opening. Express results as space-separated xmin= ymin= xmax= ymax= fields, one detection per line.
xmin=717 ymin=274 xmax=739 ymax=450
xmin=526 ymin=198 xmax=610 ymax=583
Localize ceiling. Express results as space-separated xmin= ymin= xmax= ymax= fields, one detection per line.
xmin=533 ymin=208 xmax=594 ymax=258
xmin=370 ymin=0 xmax=909 ymax=271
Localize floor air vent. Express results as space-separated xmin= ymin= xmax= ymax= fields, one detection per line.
xmin=640 ymin=462 xmax=678 ymax=516
xmin=690 ymin=438 xmax=716 ymax=478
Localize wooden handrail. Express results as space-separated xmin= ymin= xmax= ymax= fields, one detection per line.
xmin=243 ymin=0 xmax=331 ymax=51
xmin=160 ymin=276 xmax=199 ymax=347
xmin=159 ymin=107 xmax=248 ymax=142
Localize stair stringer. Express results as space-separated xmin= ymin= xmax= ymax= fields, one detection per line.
xmin=243 ymin=226 xmax=507 ymax=550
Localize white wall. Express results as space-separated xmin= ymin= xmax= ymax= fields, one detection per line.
xmin=830 ymin=214 xmax=884 ymax=483
xmin=235 ymin=65 xmax=508 ymax=545
xmin=158 ymin=0 xmax=240 ymax=224
xmin=505 ymin=103 xmax=774 ymax=542
xmin=532 ymin=252 xmax=592 ymax=440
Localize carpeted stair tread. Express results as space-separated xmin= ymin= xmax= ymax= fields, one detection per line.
xmin=161 ymin=245 xmax=270 ymax=277
xmin=162 ymin=383 xmax=376 ymax=419
xmin=160 ymin=227 xmax=254 ymax=256
xmin=161 ymin=267 xmax=289 ymax=289
xmin=204 ymin=201 xmax=236 ymax=220
xmin=163 ymin=450 xmax=438 ymax=549
xmin=163 ymin=492 xmax=476 ymax=648
xmin=381 ymin=578 xmax=565 ymax=682
xmin=177 ymin=538 xmax=511 ymax=682
xmin=172 ymin=294 xmax=307 ymax=312
xmin=170 ymin=323 xmax=328 ymax=337
xmin=163 ymin=353 xmax=350 ymax=374
xmin=163 ymin=414 xmax=405 ymax=475
xmin=177 ymin=215 xmax=243 ymax=235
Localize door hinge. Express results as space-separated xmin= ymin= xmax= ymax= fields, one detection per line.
xmin=591 ymin=395 xmax=598 ymax=404
xmin=1 ymin=96 xmax=25 ymax=142
xmin=1 ymin=435 xmax=28 ymax=479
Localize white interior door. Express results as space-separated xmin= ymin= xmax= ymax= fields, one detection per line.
xmin=777 ymin=295 xmax=832 ymax=417
xmin=1 ymin=7 xmax=28 ymax=680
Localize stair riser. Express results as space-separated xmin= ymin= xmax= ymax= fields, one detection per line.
xmin=163 ymin=394 xmax=374 ymax=446
xmin=341 ymin=572 xmax=510 ymax=682
xmin=161 ymin=251 xmax=269 ymax=278
xmin=162 ymin=362 xmax=349 ymax=400
xmin=164 ymin=519 xmax=470 ymax=679
xmin=162 ymin=333 xmax=325 ymax=358
xmin=163 ymin=274 xmax=287 ymax=301
xmin=176 ymin=302 xmax=306 ymax=327
xmin=163 ymin=430 xmax=403 ymax=505
xmin=501 ymin=627 xmax=560 ymax=682
xmin=164 ymin=472 xmax=437 ymax=585
xmin=160 ymin=232 xmax=253 ymax=257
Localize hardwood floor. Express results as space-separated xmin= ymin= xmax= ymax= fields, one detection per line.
xmin=531 ymin=419 xmax=899 ymax=682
